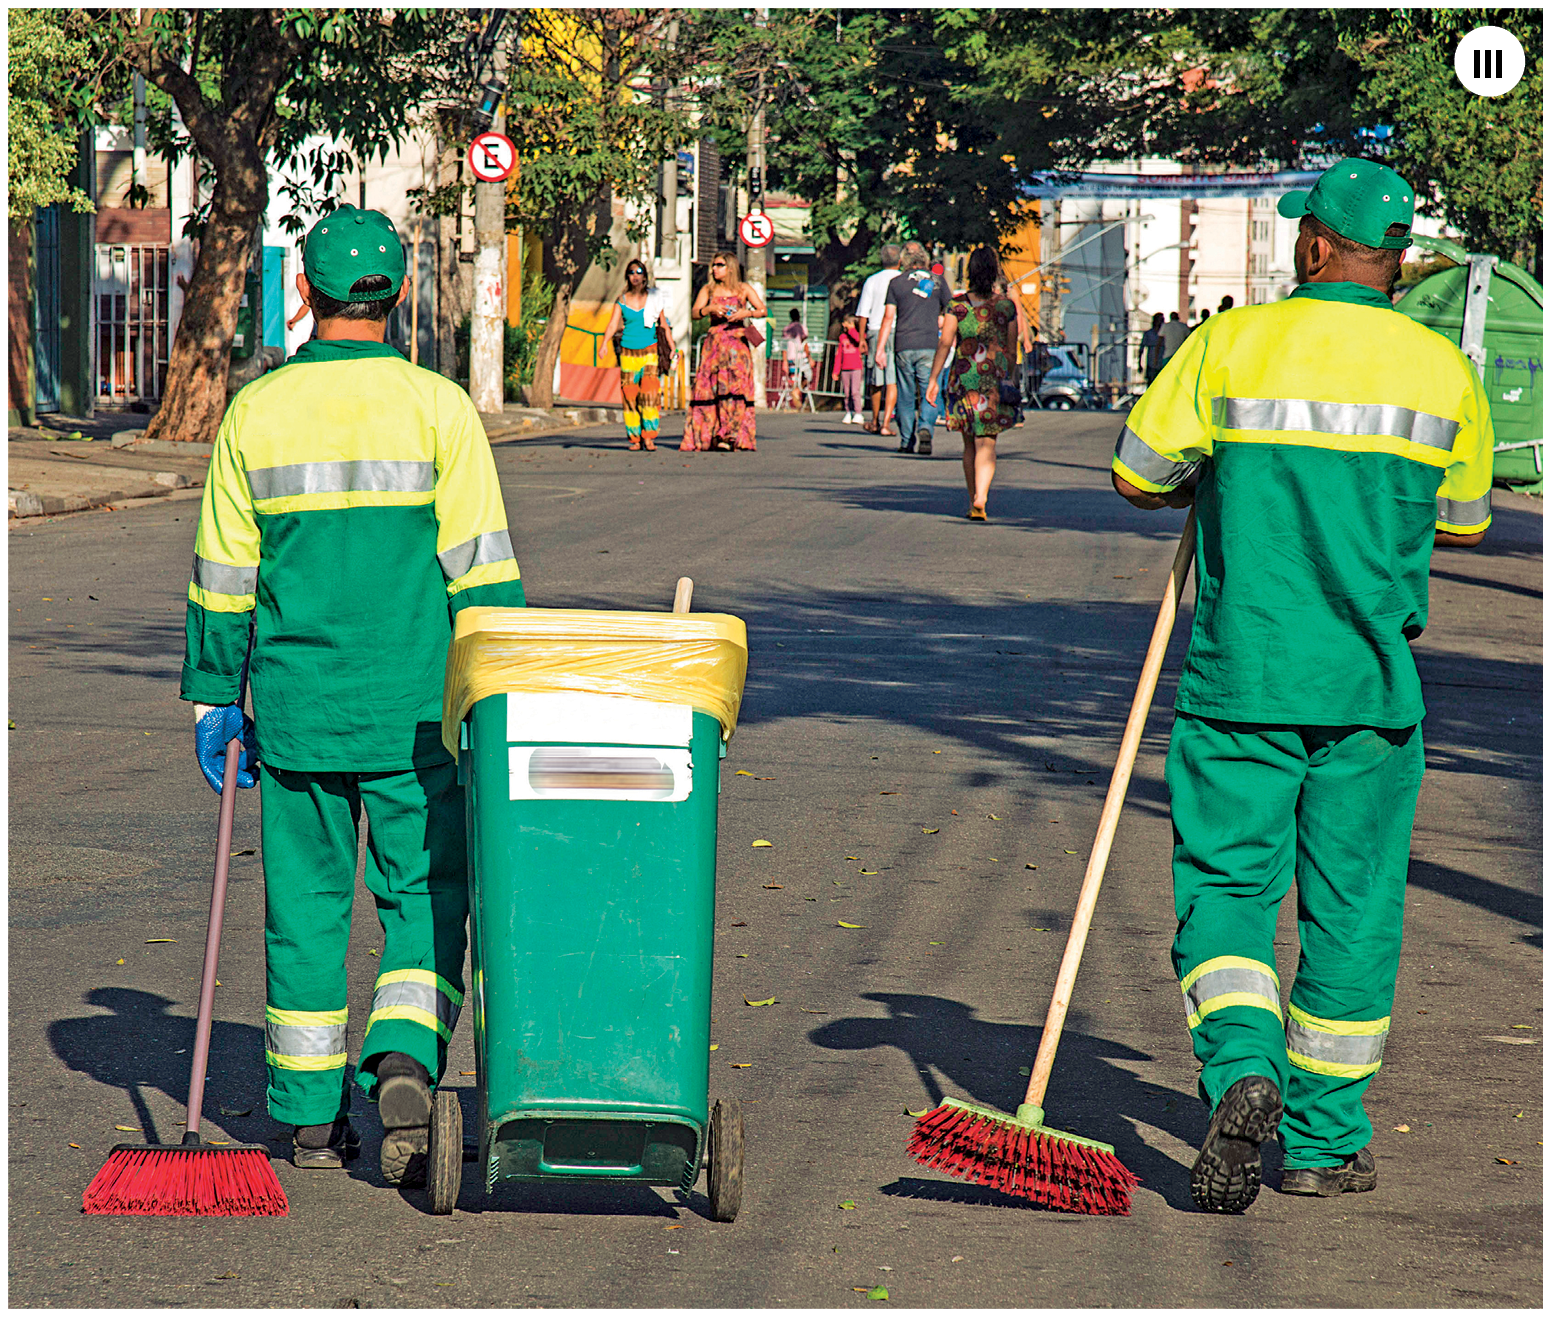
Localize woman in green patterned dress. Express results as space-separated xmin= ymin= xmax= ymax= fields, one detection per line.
xmin=926 ymin=247 xmax=1020 ymax=521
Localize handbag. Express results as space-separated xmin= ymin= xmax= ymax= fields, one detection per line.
xmin=655 ymin=318 xmax=674 ymax=376
xmin=998 ymin=379 xmax=1022 ymax=408
xmin=741 ymin=321 xmax=765 ymax=349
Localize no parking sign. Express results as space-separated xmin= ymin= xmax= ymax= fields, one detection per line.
xmin=738 ymin=211 xmax=774 ymax=249
xmin=468 ymin=132 xmax=516 ymax=183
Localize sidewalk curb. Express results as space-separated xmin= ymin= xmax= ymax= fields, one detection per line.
xmin=9 ymin=477 xmax=199 ymax=520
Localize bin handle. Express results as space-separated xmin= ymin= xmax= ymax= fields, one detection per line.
xmin=673 ymin=577 xmax=694 ymax=614
xmin=537 ymin=1158 xmax=646 ymax=1178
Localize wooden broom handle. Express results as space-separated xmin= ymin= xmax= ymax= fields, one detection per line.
xmin=672 ymin=577 xmax=694 ymax=614
xmin=1024 ymin=509 xmax=1196 ymax=1109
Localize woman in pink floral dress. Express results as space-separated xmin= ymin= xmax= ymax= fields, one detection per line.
xmin=926 ymin=247 xmax=1020 ymax=520
xmin=683 ymin=251 xmax=765 ymax=452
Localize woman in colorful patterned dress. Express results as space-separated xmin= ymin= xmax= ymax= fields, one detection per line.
xmin=926 ymin=247 xmax=1019 ymax=521
xmin=683 ymin=251 xmax=764 ymax=452
xmin=602 ymin=259 xmax=671 ymax=450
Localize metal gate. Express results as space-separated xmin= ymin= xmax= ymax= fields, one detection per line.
xmin=33 ymin=205 xmax=61 ymax=413
xmin=94 ymin=243 xmax=170 ymax=403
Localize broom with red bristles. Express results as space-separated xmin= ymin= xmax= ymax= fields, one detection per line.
xmin=909 ymin=510 xmax=1197 ymax=1216
xmin=83 ymin=725 xmax=288 ymax=1216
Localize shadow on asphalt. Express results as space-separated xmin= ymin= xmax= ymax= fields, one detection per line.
xmin=809 ymin=992 xmax=1218 ymax=1213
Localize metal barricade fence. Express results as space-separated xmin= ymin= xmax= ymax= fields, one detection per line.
xmin=688 ymin=336 xmax=850 ymax=411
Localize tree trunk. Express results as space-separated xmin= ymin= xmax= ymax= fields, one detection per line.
xmin=434 ymin=130 xmax=465 ymax=379
xmin=527 ymin=278 xmax=572 ymax=409
xmin=8 ymin=219 xmax=35 ymax=427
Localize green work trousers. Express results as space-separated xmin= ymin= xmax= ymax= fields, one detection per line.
xmin=259 ymin=761 xmax=469 ymax=1127
xmin=1166 ymin=713 xmax=1424 ymax=1169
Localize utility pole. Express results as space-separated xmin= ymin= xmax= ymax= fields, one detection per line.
xmin=469 ymin=14 xmax=509 ymax=415
xmin=659 ymin=19 xmax=680 ymax=268
xmin=742 ymin=6 xmax=769 ymax=408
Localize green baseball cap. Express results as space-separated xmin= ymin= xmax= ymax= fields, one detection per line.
xmin=302 ymin=206 xmax=405 ymax=301
xmin=1277 ymin=158 xmax=1414 ymax=250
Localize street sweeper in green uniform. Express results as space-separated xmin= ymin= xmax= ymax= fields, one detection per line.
xmin=1112 ymin=159 xmax=1493 ymax=1213
xmin=181 ymin=206 xmax=525 ymax=1187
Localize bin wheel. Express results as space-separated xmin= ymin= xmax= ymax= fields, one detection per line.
xmin=706 ymin=1097 xmax=744 ymax=1223
xmin=427 ymin=1088 xmax=463 ymax=1215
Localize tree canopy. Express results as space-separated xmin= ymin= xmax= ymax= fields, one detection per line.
xmin=7 ymin=9 xmax=98 ymax=222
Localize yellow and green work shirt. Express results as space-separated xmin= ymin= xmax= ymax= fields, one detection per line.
xmin=182 ymin=339 xmax=525 ymax=770
xmin=1114 ymin=282 xmax=1493 ymax=727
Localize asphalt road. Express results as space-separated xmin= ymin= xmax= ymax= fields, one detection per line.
xmin=9 ymin=409 xmax=1542 ymax=1308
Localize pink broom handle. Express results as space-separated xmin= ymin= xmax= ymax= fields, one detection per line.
xmin=183 ymin=735 xmax=242 ymax=1143
xmin=1025 ymin=509 xmax=1197 ymax=1110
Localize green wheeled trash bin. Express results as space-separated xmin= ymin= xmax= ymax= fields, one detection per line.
xmin=434 ymin=605 xmax=749 ymax=1219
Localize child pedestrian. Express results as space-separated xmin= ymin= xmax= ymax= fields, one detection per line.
xmin=837 ymin=315 xmax=866 ymax=422
xmin=781 ymin=308 xmax=814 ymax=410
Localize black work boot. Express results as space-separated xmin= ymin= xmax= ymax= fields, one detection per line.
xmin=1281 ymin=1146 xmax=1378 ymax=1197
xmin=915 ymin=428 xmax=932 ymax=456
xmin=375 ymin=1052 xmax=432 ymax=1188
xmin=292 ymin=1116 xmax=360 ymax=1170
xmin=1191 ymin=1075 xmax=1284 ymax=1213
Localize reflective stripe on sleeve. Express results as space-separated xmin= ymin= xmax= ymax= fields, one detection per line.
xmin=246 ymin=460 xmax=436 ymax=502
xmin=1285 ymin=1003 xmax=1389 ymax=1078
xmin=437 ymin=529 xmax=515 ymax=582
xmin=191 ymin=554 xmax=257 ymax=597
xmin=265 ymin=1006 xmax=348 ymax=1071
xmin=1436 ymin=492 xmax=1491 ymax=531
xmin=364 ymin=969 xmax=464 ymax=1042
xmin=1114 ymin=426 xmax=1202 ymax=490
xmin=1213 ymin=397 xmax=1459 ymax=451
xmin=1181 ymin=956 xmax=1282 ymax=1029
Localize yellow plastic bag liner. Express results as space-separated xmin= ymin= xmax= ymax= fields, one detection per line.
xmin=443 ymin=607 xmax=750 ymax=757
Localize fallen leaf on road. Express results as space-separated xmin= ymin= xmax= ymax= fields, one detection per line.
xmin=737 ymin=953 xmax=749 ymax=958
xmin=1512 ymin=1024 xmax=1534 ymax=1029
xmin=800 ymin=1008 xmax=827 ymax=1014
xmin=730 ymin=1063 xmax=751 ymax=1068
xmin=218 ymin=1106 xmax=253 ymax=1118
xmin=1497 ymin=1158 xmax=1520 ymax=1165
xmin=805 ymin=897 xmax=817 ymax=901
xmin=145 ymin=939 xmax=176 ymax=944
xmin=68 ymin=1143 xmax=80 ymax=1148
xmin=987 ymin=814 xmax=1001 ymax=820
xmin=838 ymin=1200 xmax=856 ymax=1210
xmin=1393 ymin=1124 xmax=1410 ymax=1132
xmin=922 ymin=828 xmax=939 ymax=834
xmin=709 ymin=1044 xmax=719 ymax=1051
xmin=950 ymin=810 xmax=958 ymax=815
xmin=988 ymin=858 xmax=999 ymax=863
xmin=1025 ymin=864 xmax=1038 ymax=870
xmin=461 ymin=1071 xmax=476 ymax=1076
xmin=114 ymin=1125 xmax=140 ymax=1132
xmin=951 ymin=1255 xmax=964 ymax=1263
xmin=932 ymin=750 xmax=941 ymax=754
xmin=752 ymin=840 xmax=773 ymax=848
xmin=744 ymin=996 xmax=777 ymax=1007
xmin=764 ymin=883 xmax=783 ymax=889
xmin=838 ymin=920 xmax=864 ymax=929
xmin=1018 ymin=1066 xmax=1031 ymax=1075
xmin=735 ymin=770 xmax=754 ymax=776
xmin=1064 ymin=849 xmax=1078 ymax=855
xmin=846 ymin=856 xmax=861 ymax=861
xmin=367 ymin=949 xmax=379 ymax=956
xmin=731 ymin=920 xmax=748 ymax=927
xmin=755 ymin=776 xmax=776 ymax=780
xmin=867 ymin=1285 xmax=889 ymax=1300
xmin=667 ymin=1224 xmax=684 ymax=1230
xmin=213 ymin=1272 xmax=239 ymax=1280
xmin=1515 ymin=1111 xmax=1526 ymax=1118
xmin=859 ymin=869 xmax=878 ymax=875
xmin=115 ymin=958 xmax=125 ymax=965
xmin=928 ymin=941 xmax=944 ymax=945
xmin=1034 ymin=927 xmax=1051 ymax=932
xmin=879 ymin=791 xmax=898 ymax=796
xmin=230 ymin=848 xmax=255 ymax=857
xmin=905 ymin=1107 xmax=930 ymax=1118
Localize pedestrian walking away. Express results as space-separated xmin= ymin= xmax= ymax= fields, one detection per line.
xmin=926 ymin=246 xmax=1018 ymax=520
xmin=876 ymin=240 xmax=950 ymax=454
xmin=780 ymin=308 xmax=815 ymax=411
xmin=602 ymin=258 xmax=671 ymax=451
xmin=1141 ymin=311 xmax=1165 ymax=383
xmin=837 ymin=314 xmax=866 ymax=422
xmin=1110 ymin=158 xmax=1493 ymax=1214
xmin=855 ymin=243 xmax=901 ymax=436
xmin=180 ymin=205 xmax=527 ymax=1188
xmin=996 ymin=276 xmax=1033 ymax=427
xmin=1158 ymin=310 xmax=1190 ymax=365
xmin=684 ymin=251 xmax=763 ymax=452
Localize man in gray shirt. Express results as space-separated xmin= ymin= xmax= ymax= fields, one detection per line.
xmin=875 ymin=240 xmax=950 ymax=454
xmin=1159 ymin=311 xmax=1191 ymax=363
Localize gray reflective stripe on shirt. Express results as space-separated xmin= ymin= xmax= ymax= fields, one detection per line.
xmin=191 ymin=554 xmax=257 ymax=595
xmin=246 ymin=460 xmax=436 ymax=501
xmin=1437 ymin=491 xmax=1491 ymax=526
xmin=372 ymin=977 xmax=461 ymax=1032
xmin=1285 ymin=1017 xmax=1388 ymax=1068
xmin=1114 ymin=426 xmax=1202 ymax=489
xmin=437 ymin=529 xmax=515 ymax=581
xmin=266 ymin=1020 xmax=347 ymax=1060
xmin=1183 ymin=966 xmax=1281 ymax=1018
xmin=1213 ymin=397 xmax=1459 ymax=451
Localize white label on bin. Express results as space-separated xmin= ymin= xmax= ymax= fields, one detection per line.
xmin=506 ymin=693 xmax=693 ymax=747
xmin=508 ymin=746 xmax=693 ymax=802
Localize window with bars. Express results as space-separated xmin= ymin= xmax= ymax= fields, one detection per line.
xmin=94 ymin=244 xmax=170 ymax=403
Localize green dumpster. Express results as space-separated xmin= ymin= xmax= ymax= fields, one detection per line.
xmin=434 ymin=605 xmax=750 ymax=1218
xmin=1394 ymin=236 xmax=1544 ymax=492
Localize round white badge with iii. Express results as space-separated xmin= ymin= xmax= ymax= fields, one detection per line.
xmin=1453 ymin=26 xmax=1526 ymax=97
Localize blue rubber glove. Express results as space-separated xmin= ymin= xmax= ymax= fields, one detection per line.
xmin=193 ymin=703 xmax=259 ymax=794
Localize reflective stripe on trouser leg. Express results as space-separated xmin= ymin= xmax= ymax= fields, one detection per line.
xmin=352 ymin=761 xmax=470 ymax=1096
xmin=1280 ymin=723 xmax=1421 ymax=1167
xmin=259 ymin=765 xmax=361 ymax=1125
xmin=1167 ymin=714 xmax=1308 ymax=1109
